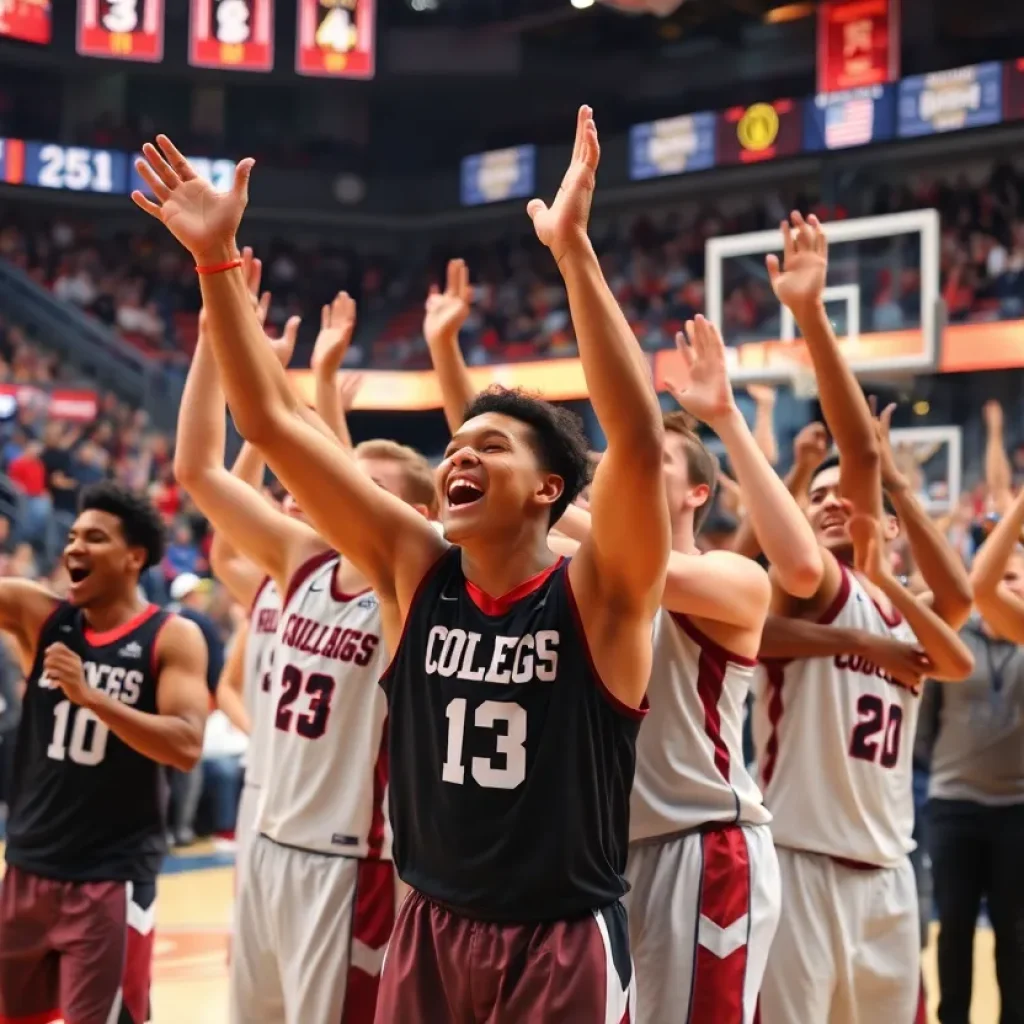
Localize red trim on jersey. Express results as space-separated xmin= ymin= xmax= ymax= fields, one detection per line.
xmin=340 ymin=860 xmax=396 ymax=1023
xmin=379 ymin=548 xmax=452 ymax=682
xmin=0 ymin=1011 xmax=62 ymax=1024
xmin=283 ymin=548 xmax=335 ymax=610
xmin=85 ymin=603 xmax=160 ymax=647
xmin=698 ymin=647 xmax=730 ymax=781
xmin=246 ymin=575 xmax=273 ymax=619
xmin=819 ymin=564 xmax=852 ymax=625
xmin=331 ymin=561 xmax=373 ymax=603
xmin=760 ymin=660 xmax=787 ymax=787
xmin=464 ymin=558 xmax=564 ymax=616
xmin=149 ymin=612 xmax=174 ymax=681
xmin=915 ymin=977 xmax=927 ymax=1024
xmin=689 ymin=827 xmax=750 ymax=1023
xmin=672 ymin=612 xmax=758 ymax=667
xmin=862 ymin=576 xmax=904 ymax=628
xmin=366 ymin=716 xmax=389 ymax=860
xmin=564 ymin=567 xmax=648 ymax=721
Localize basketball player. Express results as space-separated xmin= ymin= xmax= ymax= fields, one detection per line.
xmin=134 ymin=108 xmax=668 ymax=1021
xmin=0 ymin=482 xmax=209 ymax=1024
xmin=176 ymin=292 xmax=436 ymax=1023
xmin=750 ymin=213 xmax=974 ymax=1024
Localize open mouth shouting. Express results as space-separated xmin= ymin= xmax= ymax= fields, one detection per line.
xmin=66 ymin=560 xmax=93 ymax=597
xmin=445 ymin=475 xmax=485 ymax=514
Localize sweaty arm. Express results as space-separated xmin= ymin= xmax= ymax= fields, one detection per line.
xmin=216 ymin=621 xmax=251 ymax=734
xmin=82 ymin=616 xmax=209 ymax=771
xmin=196 ymin=250 xmax=447 ymax=618
xmin=969 ymin=485 xmax=1024 ymax=643
xmin=0 ymin=579 xmax=59 ymax=671
xmin=175 ymin=332 xmax=323 ymax=596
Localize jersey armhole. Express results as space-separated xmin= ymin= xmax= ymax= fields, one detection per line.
xmin=562 ymin=566 xmax=648 ymax=722
xmin=247 ymin=575 xmax=273 ymax=619
xmin=378 ymin=547 xmax=453 ymax=684
xmin=283 ymin=549 xmax=336 ymax=609
xmin=29 ymin=599 xmax=65 ymax=669
xmin=670 ymin=610 xmax=758 ymax=668
xmin=818 ymin=562 xmax=852 ymax=625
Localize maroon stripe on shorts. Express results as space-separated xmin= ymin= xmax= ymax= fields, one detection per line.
xmin=340 ymin=860 xmax=396 ymax=1023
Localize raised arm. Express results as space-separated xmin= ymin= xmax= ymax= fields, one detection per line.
xmin=665 ymin=316 xmax=822 ymax=598
xmin=875 ymin=402 xmax=972 ymax=628
xmin=174 ymin=315 xmax=319 ymax=593
xmin=850 ymin=515 xmax=973 ymax=682
xmin=969 ymin=483 xmax=1024 ymax=642
xmin=132 ymin=137 xmax=446 ymax=613
xmin=310 ymin=292 xmax=358 ymax=448
xmin=746 ymin=384 xmax=779 ymax=466
xmin=983 ymin=400 xmax=1014 ymax=514
xmin=216 ymin=621 xmax=251 ymax=735
xmin=767 ymin=213 xmax=882 ymax=520
xmin=529 ymin=107 xmax=668 ymax=620
xmin=424 ymin=259 xmax=477 ymax=436
xmin=43 ymin=615 xmax=209 ymax=772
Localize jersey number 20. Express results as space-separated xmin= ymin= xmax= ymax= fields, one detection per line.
xmin=442 ymin=698 xmax=526 ymax=790
xmin=47 ymin=700 xmax=109 ymax=767
xmin=848 ymin=694 xmax=903 ymax=769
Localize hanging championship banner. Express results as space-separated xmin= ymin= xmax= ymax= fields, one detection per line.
xmin=190 ymin=0 xmax=273 ymax=70
xmin=295 ymin=0 xmax=375 ymax=79
xmin=817 ymin=0 xmax=899 ymax=94
xmin=0 ymin=0 xmax=52 ymax=45
xmin=77 ymin=0 xmax=164 ymax=61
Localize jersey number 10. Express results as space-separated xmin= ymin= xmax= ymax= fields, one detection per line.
xmin=47 ymin=700 xmax=110 ymax=767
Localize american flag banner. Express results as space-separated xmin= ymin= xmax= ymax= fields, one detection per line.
xmin=826 ymin=96 xmax=875 ymax=148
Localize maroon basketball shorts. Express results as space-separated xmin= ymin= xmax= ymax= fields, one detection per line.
xmin=0 ymin=864 xmax=155 ymax=1024
xmin=375 ymin=891 xmax=636 ymax=1023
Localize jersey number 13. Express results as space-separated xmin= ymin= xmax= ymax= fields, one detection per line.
xmin=442 ymin=698 xmax=526 ymax=790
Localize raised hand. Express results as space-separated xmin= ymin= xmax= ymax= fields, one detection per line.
xmin=766 ymin=211 xmax=828 ymax=315
xmin=424 ymin=259 xmax=473 ymax=346
xmin=337 ymin=372 xmax=365 ymax=411
xmin=131 ymin=135 xmax=252 ymax=263
xmin=860 ymin=633 xmax=933 ymax=691
xmin=868 ymin=397 xmax=904 ymax=490
xmin=793 ymin=421 xmax=829 ymax=469
xmin=662 ymin=315 xmax=737 ymax=430
xmin=270 ymin=316 xmax=301 ymax=369
xmin=311 ymin=292 xmax=357 ymax=376
xmin=746 ymin=383 xmax=776 ymax=406
xmin=527 ymin=105 xmax=599 ymax=263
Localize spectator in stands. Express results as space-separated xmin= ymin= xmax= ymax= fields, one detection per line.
xmin=7 ymin=439 xmax=50 ymax=548
xmin=40 ymin=421 xmax=79 ymax=519
xmin=163 ymin=522 xmax=200 ymax=578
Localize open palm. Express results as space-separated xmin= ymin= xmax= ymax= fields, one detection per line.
xmin=312 ymin=292 xmax=357 ymax=374
xmin=424 ymin=259 xmax=472 ymax=344
xmin=131 ymin=135 xmax=252 ymax=261
xmin=663 ymin=315 xmax=736 ymax=428
xmin=527 ymin=106 xmax=599 ymax=263
xmin=765 ymin=211 xmax=828 ymax=313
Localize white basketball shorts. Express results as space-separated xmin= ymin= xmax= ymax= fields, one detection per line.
xmin=758 ymin=847 xmax=924 ymax=1024
xmin=233 ymin=781 xmax=260 ymax=890
xmin=230 ymin=834 xmax=397 ymax=1024
xmin=625 ymin=822 xmax=781 ymax=1024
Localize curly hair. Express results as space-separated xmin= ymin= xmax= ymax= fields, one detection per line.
xmin=79 ymin=482 xmax=166 ymax=570
xmin=462 ymin=386 xmax=591 ymax=525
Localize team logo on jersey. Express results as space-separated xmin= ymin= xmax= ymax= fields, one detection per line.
xmin=358 ymin=596 xmax=377 ymax=610
xmin=331 ymin=833 xmax=359 ymax=847
xmin=424 ymin=625 xmax=560 ymax=684
xmin=118 ymin=641 xmax=143 ymax=659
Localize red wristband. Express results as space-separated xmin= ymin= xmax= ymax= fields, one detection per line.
xmin=195 ymin=258 xmax=243 ymax=275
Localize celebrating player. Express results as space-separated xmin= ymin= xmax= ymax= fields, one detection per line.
xmin=0 ymin=483 xmax=209 ymax=1024
xmin=751 ymin=213 xmax=974 ymax=1024
xmin=176 ymin=284 xmax=435 ymax=1023
xmin=134 ymin=105 xmax=669 ymax=1021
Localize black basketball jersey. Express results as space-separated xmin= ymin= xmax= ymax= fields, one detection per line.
xmin=5 ymin=602 xmax=172 ymax=884
xmin=381 ymin=547 xmax=643 ymax=922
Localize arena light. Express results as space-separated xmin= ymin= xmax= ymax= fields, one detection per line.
xmin=571 ymin=0 xmax=596 ymax=9
xmin=765 ymin=2 xmax=815 ymax=23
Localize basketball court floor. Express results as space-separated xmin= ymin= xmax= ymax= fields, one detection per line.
xmin=0 ymin=840 xmax=1002 ymax=1022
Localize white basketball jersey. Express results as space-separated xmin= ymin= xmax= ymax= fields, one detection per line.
xmin=752 ymin=566 xmax=919 ymax=867
xmin=243 ymin=577 xmax=281 ymax=790
xmin=631 ymin=609 xmax=771 ymax=841
xmin=256 ymin=551 xmax=391 ymax=859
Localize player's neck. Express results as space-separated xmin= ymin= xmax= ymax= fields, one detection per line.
xmin=334 ymin=558 xmax=369 ymax=595
xmin=670 ymin=517 xmax=698 ymax=556
xmin=82 ymin=590 xmax=150 ymax=634
xmin=458 ymin=533 xmax=558 ymax=600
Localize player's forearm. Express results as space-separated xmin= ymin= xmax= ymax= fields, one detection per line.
xmin=314 ymin=369 xmax=352 ymax=449
xmin=888 ymin=481 xmax=972 ymax=627
xmin=790 ymin=300 xmax=881 ymax=515
xmin=558 ymin=244 xmax=663 ymax=455
xmin=758 ymin=618 xmax=876 ymax=661
xmin=970 ymin=487 xmax=1024 ymax=596
xmin=83 ymin=690 xmax=204 ymax=772
xmin=427 ymin=332 xmax=476 ymax=437
xmin=874 ymin=575 xmax=974 ymax=681
xmin=229 ymin=441 xmax=266 ymax=491
xmin=985 ymin=417 xmax=1013 ymax=512
xmin=715 ymin=409 xmax=822 ymax=598
xmin=752 ymin=397 xmax=778 ymax=466
xmin=174 ymin=334 xmax=228 ymax=481
xmin=197 ymin=261 xmax=301 ymax=445
xmin=215 ymin=631 xmax=251 ymax=734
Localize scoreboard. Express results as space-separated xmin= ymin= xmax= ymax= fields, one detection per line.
xmin=0 ymin=140 xmax=233 ymax=196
